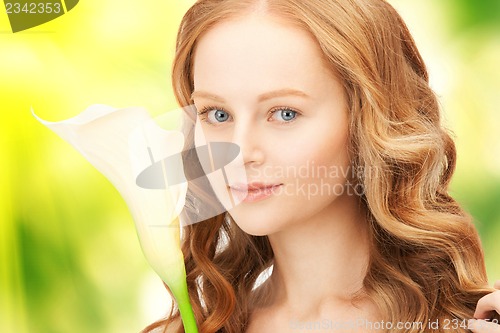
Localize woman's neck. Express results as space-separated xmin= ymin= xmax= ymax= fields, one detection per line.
xmin=266 ymin=194 xmax=372 ymax=320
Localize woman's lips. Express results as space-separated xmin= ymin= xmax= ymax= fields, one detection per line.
xmin=229 ymin=183 xmax=283 ymax=203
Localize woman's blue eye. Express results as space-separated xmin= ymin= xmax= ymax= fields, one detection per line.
xmin=211 ymin=109 xmax=229 ymax=122
xmin=272 ymin=109 xmax=297 ymax=122
xmin=214 ymin=110 xmax=229 ymax=123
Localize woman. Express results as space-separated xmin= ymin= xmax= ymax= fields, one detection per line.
xmin=145 ymin=0 xmax=500 ymax=332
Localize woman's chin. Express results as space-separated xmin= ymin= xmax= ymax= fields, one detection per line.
xmin=227 ymin=212 xmax=279 ymax=237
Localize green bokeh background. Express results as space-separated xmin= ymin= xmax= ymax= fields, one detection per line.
xmin=1 ymin=1 xmax=498 ymax=332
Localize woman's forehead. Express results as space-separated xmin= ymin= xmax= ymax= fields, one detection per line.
xmin=192 ymin=13 xmax=339 ymax=99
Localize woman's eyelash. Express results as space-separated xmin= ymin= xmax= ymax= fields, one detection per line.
xmin=196 ymin=105 xmax=227 ymax=116
xmin=196 ymin=106 xmax=231 ymax=125
xmin=268 ymin=107 xmax=300 ymax=123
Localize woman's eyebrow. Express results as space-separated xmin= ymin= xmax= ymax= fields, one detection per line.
xmin=257 ymin=88 xmax=311 ymax=102
xmin=191 ymin=88 xmax=311 ymax=103
xmin=191 ymin=91 xmax=225 ymax=102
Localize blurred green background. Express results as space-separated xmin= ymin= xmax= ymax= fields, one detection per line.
xmin=0 ymin=1 xmax=498 ymax=332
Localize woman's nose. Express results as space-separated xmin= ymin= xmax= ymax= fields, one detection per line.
xmin=232 ymin=121 xmax=264 ymax=166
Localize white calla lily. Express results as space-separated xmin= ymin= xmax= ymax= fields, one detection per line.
xmin=33 ymin=105 xmax=198 ymax=333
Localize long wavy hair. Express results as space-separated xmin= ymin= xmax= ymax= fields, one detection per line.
xmin=143 ymin=0 xmax=492 ymax=332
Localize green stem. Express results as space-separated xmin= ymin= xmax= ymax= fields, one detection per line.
xmin=170 ymin=270 xmax=198 ymax=333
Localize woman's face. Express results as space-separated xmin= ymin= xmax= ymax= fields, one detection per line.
xmin=192 ymin=13 xmax=357 ymax=236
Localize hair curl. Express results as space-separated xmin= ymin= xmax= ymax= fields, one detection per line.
xmin=143 ymin=1 xmax=493 ymax=332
